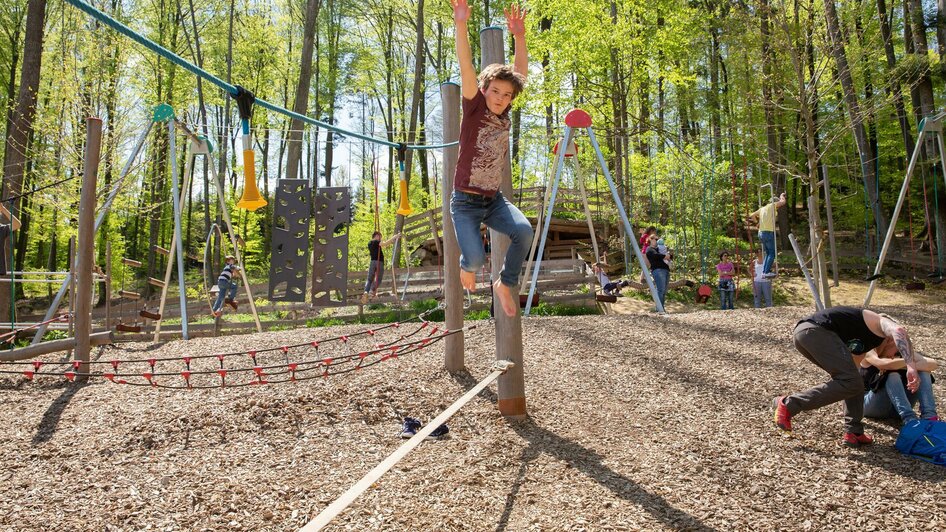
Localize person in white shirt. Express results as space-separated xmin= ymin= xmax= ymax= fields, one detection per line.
xmin=751 ymin=249 xmax=773 ymax=308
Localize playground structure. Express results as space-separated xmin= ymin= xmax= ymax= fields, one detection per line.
xmin=2 ymin=2 xmax=946 ymax=531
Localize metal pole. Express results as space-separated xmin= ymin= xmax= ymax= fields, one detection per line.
xmin=74 ymin=117 xmax=101 ymax=376
xmin=524 ymin=126 xmax=572 ymax=315
xmin=587 ymin=128 xmax=664 ymax=312
xmin=94 ymin=122 xmax=153 ymax=230
xmin=864 ymin=128 xmax=927 ymax=305
xmin=154 ymin=150 xmax=196 ymax=341
xmin=440 ymin=82 xmax=464 ymax=372
xmin=789 ymin=233 xmax=824 ymax=311
xmin=168 ymin=121 xmax=189 ymax=339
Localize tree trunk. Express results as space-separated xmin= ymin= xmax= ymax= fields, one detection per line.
xmin=322 ymin=0 xmax=341 ymax=188
xmin=285 ymin=0 xmax=321 ymax=182
xmin=0 ymin=0 xmax=46 ymax=321
xmin=877 ymin=0 xmax=915 ymax=160
xmin=392 ymin=0 xmax=426 ymax=266
xmin=824 ymin=0 xmax=889 ymax=241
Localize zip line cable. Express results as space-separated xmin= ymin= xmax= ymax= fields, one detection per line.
xmin=62 ymin=0 xmax=456 ymax=152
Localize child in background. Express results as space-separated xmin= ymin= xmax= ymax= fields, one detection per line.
xmin=449 ymin=0 xmax=533 ymax=317
xmin=212 ymin=255 xmax=240 ymax=318
xmin=716 ymin=252 xmax=735 ymax=310
xmin=362 ymin=231 xmax=401 ymax=304
xmin=751 ymin=249 xmax=773 ymax=308
xmin=593 ymin=262 xmax=630 ymax=297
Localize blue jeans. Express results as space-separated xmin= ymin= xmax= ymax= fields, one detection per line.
xmin=651 ymin=267 xmax=669 ymax=308
xmin=364 ymin=260 xmax=383 ymax=294
xmin=718 ymin=279 xmax=734 ymax=309
xmin=753 ymin=280 xmax=772 ymax=308
xmin=212 ymin=279 xmax=238 ymax=312
xmin=758 ymin=231 xmax=776 ymax=274
xmin=450 ymin=190 xmax=533 ymax=287
xmin=864 ymin=371 xmax=938 ymax=422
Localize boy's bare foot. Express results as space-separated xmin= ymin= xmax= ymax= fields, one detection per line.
xmin=493 ymin=279 xmax=517 ymax=317
xmin=460 ymin=269 xmax=477 ymax=291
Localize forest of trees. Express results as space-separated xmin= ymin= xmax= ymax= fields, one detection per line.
xmin=2 ymin=0 xmax=946 ymax=315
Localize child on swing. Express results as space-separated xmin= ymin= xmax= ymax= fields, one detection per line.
xmin=449 ymin=0 xmax=533 ymax=317
xmin=212 ymin=255 xmax=240 ymax=318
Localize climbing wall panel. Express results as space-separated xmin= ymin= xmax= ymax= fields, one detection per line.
xmin=311 ymin=187 xmax=350 ymax=306
xmin=268 ymin=179 xmax=310 ymax=302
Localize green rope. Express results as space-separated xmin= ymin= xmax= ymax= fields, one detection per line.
xmin=63 ymin=0 xmax=456 ymax=152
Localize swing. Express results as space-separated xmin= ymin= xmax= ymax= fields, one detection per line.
xmin=904 ymin=188 xmax=925 ymax=291
xmin=115 ymin=257 xmax=143 ymax=333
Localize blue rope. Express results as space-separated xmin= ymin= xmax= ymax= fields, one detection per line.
xmin=64 ymin=0 xmax=456 ymax=151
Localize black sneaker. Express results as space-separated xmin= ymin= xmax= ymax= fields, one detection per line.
xmin=399 ymin=417 xmax=421 ymax=438
xmin=426 ymin=423 xmax=449 ymax=440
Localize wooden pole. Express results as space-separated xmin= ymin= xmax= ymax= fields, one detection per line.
xmin=67 ymin=236 xmax=76 ymax=351
xmin=204 ymin=142 xmax=263 ymax=332
xmin=821 ymin=165 xmax=839 ymax=287
xmin=808 ymin=194 xmax=831 ymax=307
xmin=482 ymin=27 xmax=526 ymax=417
xmin=440 ymin=82 xmax=464 ymax=372
xmin=576 ymin=160 xmax=600 ymax=262
xmin=0 ymin=331 xmax=114 ymax=362
xmin=74 ymin=117 xmax=101 ymax=377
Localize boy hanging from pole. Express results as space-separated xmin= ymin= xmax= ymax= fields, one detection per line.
xmin=748 ymin=192 xmax=786 ymax=279
xmin=450 ymin=0 xmax=533 ymax=317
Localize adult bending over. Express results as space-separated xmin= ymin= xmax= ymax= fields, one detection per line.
xmin=773 ymin=306 xmax=919 ymax=446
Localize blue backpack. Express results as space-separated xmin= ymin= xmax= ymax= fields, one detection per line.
xmin=895 ymin=419 xmax=946 ymax=466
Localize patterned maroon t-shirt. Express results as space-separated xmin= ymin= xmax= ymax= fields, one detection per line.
xmin=453 ymin=90 xmax=510 ymax=197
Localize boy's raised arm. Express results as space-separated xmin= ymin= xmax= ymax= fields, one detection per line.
xmin=452 ymin=0 xmax=479 ymax=100
xmin=505 ymin=4 xmax=528 ymax=80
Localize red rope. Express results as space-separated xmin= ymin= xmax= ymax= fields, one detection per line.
xmin=5 ymin=326 xmax=470 ymax=389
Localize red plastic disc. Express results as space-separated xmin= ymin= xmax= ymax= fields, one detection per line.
xmin=564 ymin=109 xmax=592 ymax=128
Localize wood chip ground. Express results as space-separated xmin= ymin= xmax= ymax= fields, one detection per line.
xmin=1 ymin=304 xmax=944 ymax=530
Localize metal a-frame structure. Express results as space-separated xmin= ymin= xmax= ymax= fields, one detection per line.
xmin=524 ymin=109 xmax=664 ymax=315
xmin=864 ymin=112 xmax=946 ymax=305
